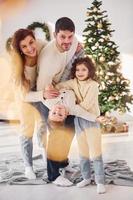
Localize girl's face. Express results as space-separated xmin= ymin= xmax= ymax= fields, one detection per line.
xmin=19 ymin=35 xmax=37 ymax=58
xmin=75 ymin=63 xmax=89 ymax=81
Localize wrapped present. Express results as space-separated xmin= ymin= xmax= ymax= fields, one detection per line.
xmin=101 ymin=116 xmax=128 ymax=134
xmin=114 ymin=123 xmax=128 ymax=133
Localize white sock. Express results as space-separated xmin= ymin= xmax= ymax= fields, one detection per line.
xmin=76 ymin=179 xmax=91 ymax=188
xmin=97 ymin=184 xmax=106 ymax=194
xmin=25 ymin=166 xmax=36 ymax=180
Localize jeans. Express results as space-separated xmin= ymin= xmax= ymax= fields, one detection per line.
xmin=32 ymin=102 xmax=49 ymax=147
xmin=74 ymin=117 xmax=105 ymax=184
xmin=19 ymin=102 xmax=75 ymax=180
xmin=19 ymin=102 xmax=48 ymax=167
xmin=47 ymin=115 xmax=75 ymax=181
xmin=19 ymin=135 xmax=33 ymax=167
xmin=47 ymin=159 xmax=69 ymax=181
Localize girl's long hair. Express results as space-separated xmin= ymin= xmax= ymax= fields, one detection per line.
xmin=71 ymin=56 xmax=97 ymax=81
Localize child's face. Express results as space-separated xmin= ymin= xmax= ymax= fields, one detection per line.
xmin=49 ymin=104 xmax=68 ymax=122
xmin=75 ymin=64 xmax=89 ymax=81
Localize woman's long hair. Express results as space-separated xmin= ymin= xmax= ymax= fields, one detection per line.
xmin=11 ymin=29 xmax=35 ymax=89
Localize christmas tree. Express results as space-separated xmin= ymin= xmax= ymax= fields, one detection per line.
xmin=83 ymin=0 xmax=133 ymax=114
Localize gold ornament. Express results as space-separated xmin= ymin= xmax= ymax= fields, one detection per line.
xmin=93 ymin=8 xmax=98 ymax=12
xmin=105 ymin=75 xmax=109 ymax=80
xmin=99 ymin=56 xmax=105 ymax=62
xmin=108 ymin=61 xmax=115 ymax=66
xmin=97 ymin=23 xmax=102 ymax=29
xmin=116 ymin=77 xmax=120 ymax=82
xmin=99 ymin=71 xmax=104 ymax=75
xmin=105 ymin=112 xmax=110 ymax=117
xmin=86 ymin=11 xmax=90 ymax=16
xmin=108 ymin=96 xmax=115 ymax=101
xmin=99 ymin=38 xmax=104 ymax=42
xmin=115 ymin=96 xmax=119 ymax=100
xmin=95 ymin=42 xmax=99 ymax=47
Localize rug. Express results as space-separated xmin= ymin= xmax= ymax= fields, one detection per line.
xmin=0 ymin=154 xmax=133 ymax=187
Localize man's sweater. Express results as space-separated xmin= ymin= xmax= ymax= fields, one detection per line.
xmin=37 ymin=37 xmax=78 ymax=90
xmin=25 ymin=37 xmax=78 ymax=102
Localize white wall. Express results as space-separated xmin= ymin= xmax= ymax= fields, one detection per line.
xmin=1 ymin=0 xmax=133 ymax=112
xmin=0 ymin=0 xmax=133 ymax=53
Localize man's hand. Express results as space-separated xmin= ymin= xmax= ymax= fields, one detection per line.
xmin=76 ymin=42 xmax=84 ymax=53
xmin=43 ymin=85 xmax=60 ymax=99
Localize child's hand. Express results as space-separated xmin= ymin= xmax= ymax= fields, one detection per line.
xmin=96 ymin=116 xmax=106 ymax=124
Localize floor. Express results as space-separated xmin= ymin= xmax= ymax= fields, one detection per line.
xmin=0 ymin=120 xmax=133 ymax=200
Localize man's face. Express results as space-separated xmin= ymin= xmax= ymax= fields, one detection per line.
xmin=54 ymin=30 xmax=74 ymax=52
xmin=49 ymin=104 xmax=68 ymax=122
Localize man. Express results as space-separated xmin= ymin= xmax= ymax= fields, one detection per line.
xmin=37 ymin=17 xmax=78 ymax=90
xmin=36 ymin=17 xmax=84 ymax=186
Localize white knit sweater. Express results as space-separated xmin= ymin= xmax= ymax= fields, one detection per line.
xmin=37 ymin=36 xmax=78 ymax=90
xmin=25 ymin=36 xmax=78 ymax=102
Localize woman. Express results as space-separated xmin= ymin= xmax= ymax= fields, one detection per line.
xmin=11 ymin=28 xmax=48 ymax=179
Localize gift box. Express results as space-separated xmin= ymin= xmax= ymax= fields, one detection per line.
xmin=101 ymin=116 xmax=128 ymax=134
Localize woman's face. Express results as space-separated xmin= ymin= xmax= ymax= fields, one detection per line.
xmin=19 ymin=35 xmax=37 ymax=58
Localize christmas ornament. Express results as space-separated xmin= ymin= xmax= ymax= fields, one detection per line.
xmin=97 ymin=23 xmax=102 ymax=29
xmin=83 ymin=0 xmax=133 ymax=114
xmin=108 ymin=96 xmax=115 ymax=101
xmin=91 ymin=46 xmax=97 ymax=50
xmin=99 ymin=56 xmax=105 ymax=62
xmin=95 ymin=42 xmax=99 ymax=47
xmin=86 ymin=11 xmax=90 ymax=16
xmin=93 ymin=8 xmax=98 ymax=12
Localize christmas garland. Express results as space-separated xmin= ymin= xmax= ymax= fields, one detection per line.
xmin=6 ymin=37 xmax=12 ymax=52
xmin=6 ymin=21 xmax=51 ymax=51
xmin=27 ymin=22 xmax=51 ymax=41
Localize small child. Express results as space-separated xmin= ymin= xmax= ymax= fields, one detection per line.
xmin=55 ymin=56 xmax=106 ymax=194
xmin=45 ymin=90 xmax=103 ymax=187
xmin=43 ymin=85 xmax=98 ymax=122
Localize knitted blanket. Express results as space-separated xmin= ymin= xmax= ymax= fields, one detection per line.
xmin=0 ymin=154 xmax=133 ymax=187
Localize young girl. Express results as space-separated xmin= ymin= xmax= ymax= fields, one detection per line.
xmin=56 ymin=57 xmax=106 ymax=194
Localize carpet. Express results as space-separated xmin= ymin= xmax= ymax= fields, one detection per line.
xmin=0 ymin=154 xmax=133 ymax=187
